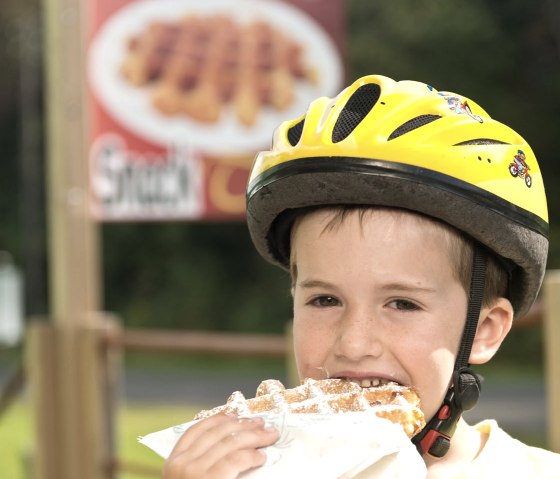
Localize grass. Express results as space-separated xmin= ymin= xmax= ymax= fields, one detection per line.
xmin=118 ymin=402 xmax=199 ymax=479
xmin=1 ymin=400 xmax=32 ymax=479
xmin=0 ymin=399 xmax=200 ymax=479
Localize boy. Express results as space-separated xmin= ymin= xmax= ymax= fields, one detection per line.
xmin=164 ymin=75 xmax=560 ymax=478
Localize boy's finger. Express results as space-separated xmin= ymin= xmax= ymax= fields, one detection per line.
xmin=175 ymin=415 xmax=269 ymax=462
xmin=170 ymin=413 xmax=238 ymax=454
xmin=187 ymin=421 xmax=278 ymax=475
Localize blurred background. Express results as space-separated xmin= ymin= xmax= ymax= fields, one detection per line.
xmin=1 ymin=0 xmax=559 ymax=478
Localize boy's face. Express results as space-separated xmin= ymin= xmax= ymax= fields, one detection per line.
xmin=290 ymin=208 xmax=468 ymax=421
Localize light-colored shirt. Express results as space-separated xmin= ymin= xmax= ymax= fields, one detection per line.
xmin=456 ymin=420 xmax=560 ymax=478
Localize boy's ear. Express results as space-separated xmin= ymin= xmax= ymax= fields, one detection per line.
xmin=469 ymin=297 xmax=514 ymax=365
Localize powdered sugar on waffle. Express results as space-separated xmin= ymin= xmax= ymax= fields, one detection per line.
xmin=194 ymin=378 xmax=425 ymax=438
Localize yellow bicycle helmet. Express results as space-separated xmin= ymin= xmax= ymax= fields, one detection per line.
xmin=247 ymin=74 xmax=549 ymax=457
xmin=247 ymin=74 xmax=548 ymax=320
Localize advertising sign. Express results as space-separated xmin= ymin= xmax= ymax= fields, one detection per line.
xmin=87 ymin=0 xmax=345 ymax=220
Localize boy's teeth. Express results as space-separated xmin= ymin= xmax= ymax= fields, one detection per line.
xmin=353 ymin=378 xmax=392 ymax=387
xmin=361 ymin=378 xmax=380 ymax=387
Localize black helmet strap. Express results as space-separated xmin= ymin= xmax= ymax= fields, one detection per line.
xmin=413 ymin=245 xmax=486 ymax=458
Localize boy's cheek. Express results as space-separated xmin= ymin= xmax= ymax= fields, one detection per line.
xmin=292 ymin=335 xmax=325 ymax=378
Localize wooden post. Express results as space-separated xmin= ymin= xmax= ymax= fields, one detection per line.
xmin=27 ymin=318 xmax=120 ymax=479
xmin=543 ymin=270 xmax=560 ymax=453
xmin=43 ymin=0 xmax=100 ymax=319
xmin=25 ymin=0 xmax=114 ymax=478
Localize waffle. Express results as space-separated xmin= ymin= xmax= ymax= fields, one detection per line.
xmin=121 ymin=14 xmax=316 ymax=126
xmin=194 ymin=378 xmax=426 ymax=438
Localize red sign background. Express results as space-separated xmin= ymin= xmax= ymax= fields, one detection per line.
xmin=87 ymin=0 xmax=346 ymax=221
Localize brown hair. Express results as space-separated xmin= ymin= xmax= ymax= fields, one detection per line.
xmin=289 ymin=206 xmax=508 ymax=307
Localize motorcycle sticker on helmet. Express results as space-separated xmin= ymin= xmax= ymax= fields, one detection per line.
xmin=509 ymin=149 xmax=532 ymax=188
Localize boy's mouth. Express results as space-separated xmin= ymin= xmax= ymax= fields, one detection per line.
xmin=341 ymin=377 xmax=400 ymax=388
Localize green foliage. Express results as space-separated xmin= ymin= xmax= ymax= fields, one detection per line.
xmin=102 ymin=222 xmax=292 ymax=332
xmin=348 ymin=0 xmax=510 ymax=87
xmin=0 ymin=104 xmax=21 ymax=258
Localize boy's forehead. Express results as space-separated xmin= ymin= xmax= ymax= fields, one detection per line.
xmin=291 ymin=206 xmax=464 ymax=263
xmin=295 ymin=206 xmax=444 ymax=234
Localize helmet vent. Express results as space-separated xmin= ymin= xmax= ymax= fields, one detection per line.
xmin=454 ymin=139 xmax=509 ymax=146
xmin=287 ymin=118 xmax=305 ymax=146
xmin=332 ymin=83 xmax=381 ymax=143
xmin=388 ymin=114 xmax=441 ymax=141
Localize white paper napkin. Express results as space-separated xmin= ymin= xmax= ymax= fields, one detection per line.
xmin=139 ymin=411 xmax=427 ymax=479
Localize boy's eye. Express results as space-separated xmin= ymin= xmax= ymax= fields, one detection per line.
xmin=389 ymin=299 xmax=419 ymax=311
xmin=311 ymin=296 xmax=340 ymax=307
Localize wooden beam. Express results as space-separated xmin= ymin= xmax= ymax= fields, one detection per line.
xmin=105 ymin=328 xmax=288 ymax=357
xmin=44 ymin=0 xmax=100 ymax=322
xmin=543 ymin=271 xmax=560 ymax=453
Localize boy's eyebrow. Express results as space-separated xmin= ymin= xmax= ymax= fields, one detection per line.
xmin=378 ymin=283 xmax=437 ymax=294
xmin=297 ymin=279 xmax=437 ymax=294
xmin=297 ymin=279 xmax=336 ymax=289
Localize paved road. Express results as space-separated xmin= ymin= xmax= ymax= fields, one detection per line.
xmin=122 ymin=369 xmax=547 ymax=436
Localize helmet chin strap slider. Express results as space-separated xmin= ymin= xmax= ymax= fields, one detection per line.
xmin=413 ymin=369 xmax=481 ymax=458
xmin=454 ymin=367 xmax=482 ymax=412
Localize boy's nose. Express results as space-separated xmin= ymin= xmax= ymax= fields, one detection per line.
xmin=334 ymin=307 xmax=384 ymax=361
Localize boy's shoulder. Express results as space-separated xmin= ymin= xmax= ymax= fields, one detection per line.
xmin=464 ymin=420 xmax=560 ymax=478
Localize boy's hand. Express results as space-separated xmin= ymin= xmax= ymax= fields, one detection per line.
xmin=163 ymin=413 xmax=279 ymax=479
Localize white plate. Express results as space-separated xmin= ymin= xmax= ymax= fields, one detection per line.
xmin=88 ymin=0 xmax=344 ymax=154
